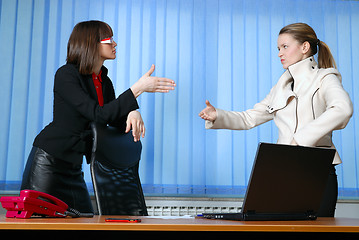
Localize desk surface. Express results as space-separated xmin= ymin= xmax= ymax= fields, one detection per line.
xmin=1 ymin=215 xmax=359 ymax=232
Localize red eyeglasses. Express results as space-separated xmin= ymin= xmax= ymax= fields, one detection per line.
xmin=100 ymin=37 xmax=114 ymax=44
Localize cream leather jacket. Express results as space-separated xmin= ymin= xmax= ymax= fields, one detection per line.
xmin=206 ymin=56 xmax=353 ymax=164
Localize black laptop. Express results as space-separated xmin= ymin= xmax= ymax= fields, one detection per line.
xmin=202 ymin=142 xmax=336 ymax=221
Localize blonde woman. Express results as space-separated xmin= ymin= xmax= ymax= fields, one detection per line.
xmin=199 ymin=23 xmax=353 ymax=217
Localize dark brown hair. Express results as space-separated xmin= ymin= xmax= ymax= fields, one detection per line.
xmin=279 ymin=23 xmax=336 ymax=69
xmin=66 ymin=20 xmax=113 ymax=74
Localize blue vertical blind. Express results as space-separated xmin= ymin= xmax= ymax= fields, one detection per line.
xmin=0 ymin=0 xmax=358 ymax=199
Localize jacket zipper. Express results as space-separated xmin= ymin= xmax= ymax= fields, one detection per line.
xmin=288 ymin=66 xmax=320 ymax=135
xmin=294 ymin=96 xmax=299 ymax=133
xmin=288 ymin=69 xmax=299 ymax=134
xmin=311 ymin=88 xmax=319 ymax=119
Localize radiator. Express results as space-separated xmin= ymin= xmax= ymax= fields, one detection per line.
xmin=145 ymin=197 xmax=243 ymax=216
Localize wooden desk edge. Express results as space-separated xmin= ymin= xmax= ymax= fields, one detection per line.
xmin=0 ymin=225 xmax=358 ymax=233
xmin=0 ymin=216 xmax=359 ymax=233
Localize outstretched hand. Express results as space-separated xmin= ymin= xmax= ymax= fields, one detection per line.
xmin=198 ymin=100 xmax=217 ymax=122
xmin=131 ymin=64 xmax=176 ymax=98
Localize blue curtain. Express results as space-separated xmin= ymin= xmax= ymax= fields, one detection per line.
xmin=1 ymin=0 xmax=358 ymax=199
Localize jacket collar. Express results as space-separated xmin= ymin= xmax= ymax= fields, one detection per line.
xmin=287 ymin=56 xmax=318 ymax=95
xmin=74 ymin=64 xmax=110 ymax=103
xmin=267 ymin=56 xmax=317 ymax=113
xmin=267 ymin=56 xmax=341 ymax=113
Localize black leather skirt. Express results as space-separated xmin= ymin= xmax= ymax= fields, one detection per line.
xmin=21 ymin=147 xmax=93 ymax=214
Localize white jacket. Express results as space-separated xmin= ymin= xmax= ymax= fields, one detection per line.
xmin=206 ymin=56 xmax=353 ymax=164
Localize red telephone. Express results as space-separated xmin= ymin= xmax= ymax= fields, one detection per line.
xmin=1 ymin=190 xmax=72 ymax=218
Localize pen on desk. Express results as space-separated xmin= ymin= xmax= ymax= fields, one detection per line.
xmin=105 ymin=218 xmax=141 ymax=223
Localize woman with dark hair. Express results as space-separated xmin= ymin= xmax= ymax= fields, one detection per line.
xmin=199 ymin=23 xmax=353 ymax=217
xmin=21 ymin=20 xmax=175 ymax=213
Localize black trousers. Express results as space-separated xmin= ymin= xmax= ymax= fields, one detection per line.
xmin=21 ymin=147 xmax=93 ymax=214
xmin=317 ymin=165 xmax=338 ymax=217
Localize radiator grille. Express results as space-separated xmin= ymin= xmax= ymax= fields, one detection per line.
xmin=145 ymin=198 xmax=242 ymax=216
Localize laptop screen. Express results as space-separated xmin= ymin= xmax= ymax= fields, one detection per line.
xmin=242 ymin=143 xmax=335 ymax=215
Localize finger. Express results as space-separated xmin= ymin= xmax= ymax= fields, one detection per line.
xmin=136 ymin=121 xmax=141 ymax=136
xmin=199 ymin=110 xmax=211 ymax=120
xmin=145 ymin=64 xmax=155 ymax=77
xmin=136 ymin=121 xmax=142 ymax=141
xmin=125 ymin=120 xmax=131 ymax=133
xmin=142 ymin=124 xmax=146 ymax=138
xmin=147 ymin=77 xmax=175 ymax=85
xmin=155 ymin=81 xmax=176 ymax=91
xmin=138 ymin=122 xmax=145 ymax=138
xmin=203 ymin=115 xmax=212 ymax=121
xmin=156 ymin=87 xmax=175 ymax=92
xmin=205 ymin=100 xmax=213 ymax=108
xmin=131 ymin=120 xmax=139 ymax=142
xmin=156 ymin=79 xmax=176 ymax=87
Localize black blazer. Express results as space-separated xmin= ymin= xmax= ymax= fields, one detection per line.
xmin=33 ymin=64 xmax=139 ymax=165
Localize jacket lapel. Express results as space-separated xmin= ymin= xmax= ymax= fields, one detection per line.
xmin=78 ymin=73 xmax=98 ymax=103
xmin=267 ymin=70 xmax=295 ymax=114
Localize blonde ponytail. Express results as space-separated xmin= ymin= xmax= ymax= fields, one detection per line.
xmin=317 ymin=40 xmax=337 ymax=69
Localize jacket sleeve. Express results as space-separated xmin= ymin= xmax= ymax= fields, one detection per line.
xmin=205 ymin=93 xmax=274 ymax=130
xmin=293 ymin=74 xmax=353 ymax=146
xmin=54 ymin=65 xmax=139 ymax=125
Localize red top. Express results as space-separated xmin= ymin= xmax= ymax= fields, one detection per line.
xmin=92 ymin=71 xmax=104 ymax=106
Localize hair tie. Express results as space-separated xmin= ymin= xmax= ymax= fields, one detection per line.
xmin=316 ymin=39 xmax=320 ymax=45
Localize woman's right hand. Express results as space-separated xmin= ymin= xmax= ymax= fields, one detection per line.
xmin=125 ymin=110 xmax=145 ymax=142
xmin=130 ymin=64 xmax=176 ymax=98
xmin=199 ymin=100 xmax=217 ymax=122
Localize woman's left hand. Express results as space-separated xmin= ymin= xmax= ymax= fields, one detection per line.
xmin=125 ymin=110 xmax=145 ymax=142
xmin=130 ymin=64 xmax=176 ymax=98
